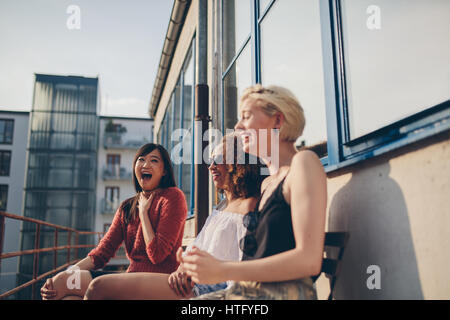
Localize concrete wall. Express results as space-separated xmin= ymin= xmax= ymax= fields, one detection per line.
xmin=0 ymin=111 xmax=29 ymax=294
xmin=315 ymin=132 xmax=450 ymax=299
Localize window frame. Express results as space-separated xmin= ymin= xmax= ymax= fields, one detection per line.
xmin=0 ymin=184 xmax=8 ymax=211
xmin=324 ymin=0 xmax=450 ymax=172
xmin=218 ymin=0 xmax=450 ymax=173
xmin=0 ymin=119 xmax=14 ymax=145
xmin=0 ymin=150 xmax=12 ymax=176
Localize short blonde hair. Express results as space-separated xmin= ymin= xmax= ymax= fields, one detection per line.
xmin=239 ymin=84 xmax=305 ymax=142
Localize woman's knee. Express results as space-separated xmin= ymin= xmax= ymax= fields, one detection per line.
xmin=52 ymin=269 xmax=91 ymax=299
xmin=84 ymin=276 xmax=108 ymax=300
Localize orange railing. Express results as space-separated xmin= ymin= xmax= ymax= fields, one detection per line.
xmin=0 ymin=211 xmax=124 ymax=300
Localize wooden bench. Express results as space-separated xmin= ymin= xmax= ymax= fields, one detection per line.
xmin=312 ymin=231 xmax=350 ymax=300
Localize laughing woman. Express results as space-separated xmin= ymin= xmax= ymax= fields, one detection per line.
xmin=40 ymin=143 xmax=187 ymax=300
xmin=180 ymin=84 xmax=327 ymax=300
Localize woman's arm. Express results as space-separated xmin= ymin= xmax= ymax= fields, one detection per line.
xmin=87 ymin=206 xmax=125 ymax=269
xmin=182 ymin=151 xmax=327 ymax=283
xmin=144 ymin=188 xmax=187 ymax=264
xmin=74 ymin=256 xmax=96 ymax=270
xmin=139 ymin=192 xmax=156 ymax=247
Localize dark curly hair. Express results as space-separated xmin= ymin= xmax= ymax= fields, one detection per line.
xmin=216 ymin=134 xmax=266 ymax=199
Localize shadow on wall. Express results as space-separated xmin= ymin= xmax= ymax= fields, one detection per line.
xmin=328 ymin=161 xmax=423 ymax=299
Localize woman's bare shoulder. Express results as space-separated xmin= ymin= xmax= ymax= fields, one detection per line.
xmin=285 ymin=150 xmax=325 ymax=189
xmin=289 ymin=150 xmax=324 ymax=175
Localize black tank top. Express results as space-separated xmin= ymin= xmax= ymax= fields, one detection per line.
xmin=241 ymin=173 xmax=295 ymax=261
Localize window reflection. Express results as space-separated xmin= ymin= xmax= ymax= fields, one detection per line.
xmin=260 ymin=0 xmax=327 ymax=152
xmin=223 ymin=43 xmax=252 ymax=131
xmin=181 ymin=49 xmax=194 ymax=211
xmin=341 ymin=0 xmax=450 ymax=139
xmin=259 ymin=0 xmax=272 ymax=14
xmin=222 ymin=0 xmax=252 ymax=71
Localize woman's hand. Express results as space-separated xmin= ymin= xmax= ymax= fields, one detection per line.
xmin=180 ymin=246 xmax=228 ymax=284
xmin=169 ymin=249 xmax=195 ymax=297
xmin=168 ymin=269 xmax=194 ymax=297
xmin=138 ymin=192 xmax=155 ymax=219
xmin=40 ymin=276 xmax=57 ymax=300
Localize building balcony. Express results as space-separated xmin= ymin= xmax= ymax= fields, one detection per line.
xmin=102 ymin=165 xmax=132 ymax=181
xmin=103 ymin=132 xmax=149 ymax=149
xmin=100 ymin=198 xmax=120 ymax=214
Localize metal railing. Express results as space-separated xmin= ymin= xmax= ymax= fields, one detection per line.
xmin=0 ymin=211 xmax=125 ymax=300
xmin=102 ymin=165 xmax=132 ymax=181
xmin=103 ymin=132 xmax=149 ymax=149
xmin=100 ymin=198 xmax=120 ymax=214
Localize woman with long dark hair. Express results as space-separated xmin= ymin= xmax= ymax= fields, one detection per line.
xmin=41 ymin=143 xmax=187 ymax=300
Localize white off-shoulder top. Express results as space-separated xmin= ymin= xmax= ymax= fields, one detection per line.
xmin=184 ymin=208 xmax=248 ymax=262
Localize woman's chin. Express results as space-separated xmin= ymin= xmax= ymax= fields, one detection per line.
xmin=213 ymin=180 xmax=224 ymax=190
xmin=140 ymin=183 xmax=158 ymax=193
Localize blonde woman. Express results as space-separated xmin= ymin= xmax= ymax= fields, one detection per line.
xmin=180 ymin=84 xmax=327 ymax=300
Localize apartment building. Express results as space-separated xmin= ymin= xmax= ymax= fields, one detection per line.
xmin=0 ymin=110 xmax=29 ymax=295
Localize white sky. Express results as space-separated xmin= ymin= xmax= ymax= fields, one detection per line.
xmin=0 ymin=0 xmax=173 ymax=118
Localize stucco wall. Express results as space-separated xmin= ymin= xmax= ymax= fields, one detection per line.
xmin=316 ymin=132 xmax=450 ymax=299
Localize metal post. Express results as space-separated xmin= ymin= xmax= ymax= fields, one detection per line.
xmin=75 ymin=232 xmax=79 ymax=260
xmin=194 ymin=0 xmax=210 ymax=235
xmin=67 ymin=231 xmax=72 ymax=264
xmin=31 ymin=224 xmax=40 ymax=300
xmin=0 ymin=215 xmax=5 ymax=272
xmin=53 ymin=229 xmax=58 ymax=270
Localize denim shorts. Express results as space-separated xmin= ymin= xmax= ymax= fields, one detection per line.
xmin=193 ymin=282 xmax=228 ymax=297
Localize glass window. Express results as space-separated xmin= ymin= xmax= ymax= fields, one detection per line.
xmin=33 ymin=81 xmax=53 ymax=112
xmin=222 ymin=0 xmax=252 ymax=71
xmin=31 ymin=112 xmax=51 ymax=132
xmin=0 ymin=185 xmax=8 ymax=211
xmin=50 ymin=133 xmax=75 ymax=150
xmin=48 ymin=168 xmax=73 ymax=188
xmin=181 ymin=48 xmax=195 ymax=212
xmin=223 ymin=43 xmax=252 ymax=130
xmin=0 ymin=150 xmax=11 ymax=176
xmin=51 ymin=112 xmax=77 ymax=133
xmin=172 ymin=79 xmax=182 ymax=185
xmin=341 ymin=0 xmax=450 ymax=139
xmin=260 ymin=0 xmax=327 ymax=151
xmin=259 ymin=0 xmax=272 ymax=14
xmin=53 ymin=83 xmax=78 ymax=113
xmin=161 ymin=112 xmax=168 ymax=149
xmin=0 ymin=119 xmax=14 ymax=144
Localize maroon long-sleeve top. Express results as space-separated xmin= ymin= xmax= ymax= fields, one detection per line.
xmin=88 ymin=187 xmax=187 ymax=274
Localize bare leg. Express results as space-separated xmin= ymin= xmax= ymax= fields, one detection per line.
xmin=84 ymin=272 xmax=194 ymax=300
xmin=46 ymin=270 xmax=93 ymax=300
xmin=62 ymin=295 xmax=83 ymax=300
